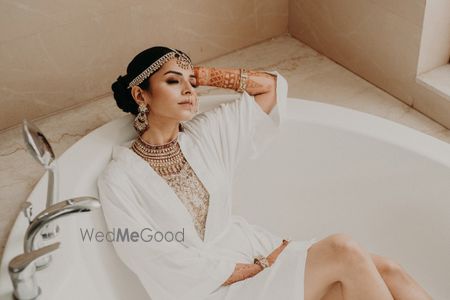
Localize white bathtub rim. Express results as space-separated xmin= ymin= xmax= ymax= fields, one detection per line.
xmin=3 ymin=95 xmax=450 ymax=265
xmin=285 ymin=98 xmax=450 ymax=167
xmin=1 ymin=95 xmax=449 ymax=298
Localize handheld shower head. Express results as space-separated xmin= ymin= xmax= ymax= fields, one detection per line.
xmin=22 ymin=119 xmax=55 ymax=169
xmin=22 ymin=119 xmax=58 ymax=208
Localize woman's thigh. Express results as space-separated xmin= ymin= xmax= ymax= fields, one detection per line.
xmin=308 ymin=246 xmax=402 ymax=300
xmin=304 ymin=233 xmax=354 ymax=300
xmin=321 ymin=282 xmax=344 ymax=300
xmin=319 ymin=254 xmax=394 ymax=300
xmin=304 ymin=233 xmax=377 ymax=300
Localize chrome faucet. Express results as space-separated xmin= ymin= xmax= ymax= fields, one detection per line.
xmin=24 ymin=196 xmax=100 ymax=270
xmin=9 ymin=197 xmax=100 ymax=299
xmin=9 ymin=242 xmax=60 ymax=300
xmin=10 ymin=120 xmax=102 ymax=299
xmin=22 ymin=119 xmax=61 ymax=268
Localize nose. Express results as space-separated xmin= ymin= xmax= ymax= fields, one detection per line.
xmin=181 ymin=79 xmax=195 ymax=95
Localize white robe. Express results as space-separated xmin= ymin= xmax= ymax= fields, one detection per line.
xmin=97 ymin=71 xmax=316 ymax=300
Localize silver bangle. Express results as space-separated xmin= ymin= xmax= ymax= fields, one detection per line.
xmin=253 ymin=255 xmax=270 ymax=269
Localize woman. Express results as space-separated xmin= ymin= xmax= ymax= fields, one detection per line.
xmin=97 ymin=46 xmax=432 ymax=300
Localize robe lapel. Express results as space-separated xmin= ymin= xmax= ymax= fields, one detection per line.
xmin=114 ymin=132 xmax=215 ymax=247
xmin=178 ymin=131 xmax=216 ymax=244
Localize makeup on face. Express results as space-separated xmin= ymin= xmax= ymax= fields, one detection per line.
xmin=163 ymin=70 xmax=198 ymax=89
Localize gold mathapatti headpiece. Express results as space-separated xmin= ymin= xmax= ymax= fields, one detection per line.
xmin=127 ymin=48 xmax=193 ymax=89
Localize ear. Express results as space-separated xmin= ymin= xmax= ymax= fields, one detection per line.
xmin=131 ymin=86 xmax=150 ymax=106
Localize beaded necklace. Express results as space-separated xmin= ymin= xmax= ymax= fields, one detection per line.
xmin=131 ymin=134 xmax=187 ymax=176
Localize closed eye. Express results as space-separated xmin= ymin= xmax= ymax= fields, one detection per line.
xmin=166 ymin=78 xmax=197 ymax=88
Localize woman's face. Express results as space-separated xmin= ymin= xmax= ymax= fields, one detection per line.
xmin=137 ymin=58 xmax=198 ymax=123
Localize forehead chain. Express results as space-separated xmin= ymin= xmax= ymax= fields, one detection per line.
xmin=127 ymin=48 xmax=193 ymax=89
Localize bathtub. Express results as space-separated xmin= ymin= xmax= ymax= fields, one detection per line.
xmin=1 ymin=95 xmax=449 ymax=300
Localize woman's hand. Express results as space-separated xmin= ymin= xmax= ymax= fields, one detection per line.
xmin=192 ymin=66 xmax=275 ymax=94
xmin=193 ymin=65 xmax=277 ymax=115
xmin=267 ymin=239 xmax=290 ymax=267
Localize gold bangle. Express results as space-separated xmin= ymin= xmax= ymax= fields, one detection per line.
xmin=237 ymin=68 xmax=249 ymax=93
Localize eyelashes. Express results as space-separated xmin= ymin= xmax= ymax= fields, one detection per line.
xmin=166 ymin=79 xmax=198 ymax=88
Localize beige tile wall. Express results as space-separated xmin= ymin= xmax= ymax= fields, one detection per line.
xmin=289 ymin=0 xmax=450 ymax=129
xmin=417 ymin=0 xmax=450 ymax=74
xmin=0 ymin=0 xmax=288 ymax=131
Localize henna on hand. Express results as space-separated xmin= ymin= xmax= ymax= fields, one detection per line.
xmin=267 ymin=240 xmax=290 ymax=266
xmin=246 ymin=70 xmax=274 ymax=90
xmin=193 ymin=66 xmax=276 ymax=95
xmin=222 ymin=263 xmax=263 ymax=286
xmin=221 ymin=241 xmax=290 ymax=286
xmin=194 ymin=66 xmax=240 ymax=90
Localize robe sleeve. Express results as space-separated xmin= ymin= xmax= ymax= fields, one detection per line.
xmin=186 ymin=71 xmax=288 ymax=177
xmin=97 ymin=167 xmax=236 ymax=300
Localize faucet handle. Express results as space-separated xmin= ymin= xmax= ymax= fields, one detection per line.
xmin=8 ymin=242 xmax=60 ymax=300
xmin=41 ymin=223 xmax=60 ymax=240
xmin=21 ymin=201 xmax=33 ymax=224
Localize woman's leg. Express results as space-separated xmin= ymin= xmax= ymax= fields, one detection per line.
xmin=304 ymin=233 xmax=393 ymax=300
xmin=320 ymin=282 xmax=343 ymax=300
xmin=370 ymin=254 xmax=432 ymax=300
xmin=320 ymin=253 xmax=433 ymax=300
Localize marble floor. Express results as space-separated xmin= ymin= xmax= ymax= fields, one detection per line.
xmin=0 ymin=34 xmax=449 ymax=262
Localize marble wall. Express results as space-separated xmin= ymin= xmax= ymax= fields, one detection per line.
xmin=289 ymin=0 xmax=450 ymax=129
xmin=417 ymin=0 xmax=450 ymax=74
xmin=0 ymin=0 xmax=290 ymax=264
xmin=0 ymin=0 xmax=288 ymax=131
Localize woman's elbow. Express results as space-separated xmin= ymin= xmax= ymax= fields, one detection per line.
xmin=264 ymin=75 xmax=276 ymax=94
xmin=254 ymin=80 xmax=277 ymax=114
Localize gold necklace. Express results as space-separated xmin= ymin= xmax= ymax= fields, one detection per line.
xmin=131 ymin=134 xmax=187 ymax=176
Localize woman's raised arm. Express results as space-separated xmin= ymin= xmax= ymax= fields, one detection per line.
xmin=193 ymin=66 xmax=277 ymax=115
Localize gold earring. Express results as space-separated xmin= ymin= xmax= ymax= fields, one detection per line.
xmin=134 ymin=103 xmax=149 ymax=132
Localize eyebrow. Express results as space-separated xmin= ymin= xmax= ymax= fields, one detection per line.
xmin=164 ymin=70 xmax=196 ymax=78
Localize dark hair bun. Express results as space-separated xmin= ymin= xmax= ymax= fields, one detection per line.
xmin=111 ymin=74 xmax=138 ymax=115
xmin=111 ymin=46 xmax=192 ymax=116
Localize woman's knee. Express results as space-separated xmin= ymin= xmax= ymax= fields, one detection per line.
xmin=304 ymin=233 xmax=370 ymax=297
xmin=373 ymin=255 xmax=404 ymax=278
xmin=306 ymin=233 xmax=369 ymax=269
xmin=326 ymin=233 xmax=368 ymax=263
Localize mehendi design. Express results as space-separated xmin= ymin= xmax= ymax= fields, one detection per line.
xmin=194 ymin=66 xmax=276 ymax=95
xmin=248 ymin=70 xmax=275 ymax=79
xmin=247 ymin=70 xmax=274 ymax=89
xmin=194 ymin=67 xmax=210 ymax=86
xmin=194 ymin=67 xmax=240 ymax=90
xmin=222 ymin=263 xmax=263 ymax=286
xmin=246 ymin=79 xmax=263 ymax=89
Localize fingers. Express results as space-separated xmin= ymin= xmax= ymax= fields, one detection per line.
xmin=282 ymin=238 xmax=291 ymax=246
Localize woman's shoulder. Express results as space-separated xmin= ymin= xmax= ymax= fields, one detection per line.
xmin=98 ymin=145 xmax=132 ymax=185
xmin=98 ymin=160 xmax=123 ymax=186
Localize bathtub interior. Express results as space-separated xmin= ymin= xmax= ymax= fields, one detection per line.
xmin=1 ymin=96 xmax=449 ymax=300
xmin=234 ymin=121 xmax=450 ymax=298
